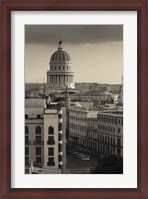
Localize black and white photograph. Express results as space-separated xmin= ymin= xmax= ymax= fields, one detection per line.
xmin=25 ymin=25 xmax=123 ymax=174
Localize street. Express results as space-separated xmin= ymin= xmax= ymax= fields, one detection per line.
xmin=64 ymin=147 xmax=99 ymax=174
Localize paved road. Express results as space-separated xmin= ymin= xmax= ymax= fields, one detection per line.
xmin=65 ymin=154 xmax=98 ymax=174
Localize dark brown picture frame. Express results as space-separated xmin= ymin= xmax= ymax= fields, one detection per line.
xmin=0 ymin=0 xmax=148 ymax=198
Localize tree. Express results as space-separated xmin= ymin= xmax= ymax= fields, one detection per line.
xmin=91 ymin=155 xmax=123 ymax=174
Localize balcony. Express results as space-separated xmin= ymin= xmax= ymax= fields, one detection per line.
xmin=58 ymin=134 xmax=62 ymax=141
xmin=58 ymin=144 xmax=62 ymax=152
xmin=58 ymin=155 xmax=63 ymax=162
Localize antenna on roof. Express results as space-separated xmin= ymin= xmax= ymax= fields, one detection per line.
xmin=59 ymin=35 xmax=63 ymax=42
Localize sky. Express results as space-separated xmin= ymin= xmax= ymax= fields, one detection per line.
xmin=25 ymin=25 xmax=123 ymax=84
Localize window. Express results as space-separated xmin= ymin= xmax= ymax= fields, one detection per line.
xmin=47 ymin=157 xmax=55 ymax=166
xmin=105 ymin=136 xmax=107 ymax=142
xmin=25 ymin=114 xmax=28 ymax=119
xmin=58 ymin=114 xmax=62 ymax=119
xmin=118 ymin=128 xmax=121 ymax=133
xmin=47 ymin=136 xmax=55 ymax=145
xmin=108 ymin=137 xmax=110 ymax=143
xmin=36 ymin=147 xmax=41 ymax=155
xmin=98 ymin=134 xmax=100 ymax=140
xmin=37 ymin=114 xmax=41 ymax=119
xmin=48 ymin=126 xmax=54 ymax=135
xmin=117 ymin=138 xmax=121 ymax=147
xmin=67 ymin=66 xmax=68 ymax=70
xmin=117 ymin=148 xmax=121 ymax=154
xmin=105 ymin=126 xmax=107 ymax=131
xmin=36 ymin=126 xmax=41 ymax=134
xmin=63 ymin=66 xmax=65 ymax=70
xmin=36 ymin=157 xmax=41 ymax=163
xmin=59 ymin=66 xmax=61 ymax=70
xmin=25 ymin=147 xmax=29 ymax=156
xmin=25 ymin=126 xmax=29 ymax=134
xmin=25 ymin=135 xmax=29 ymax=144
xmin=118 ymin=118 xmax=121 ymax=124
xmin=100 ymin=135 xmax=102 ymax=141
xmin=25 ymin=157 xmax=29 ymax=164
xmin=48 ymin=147 xmax=54 ymax=156
xmin=36 ymin=136 xmax=41 ymax=144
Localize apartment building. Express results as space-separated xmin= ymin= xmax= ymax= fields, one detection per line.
xmin=25 ymin=98 xmax=67 ymax=174
xmin=69 ymin=107 xmax=123 ymax=156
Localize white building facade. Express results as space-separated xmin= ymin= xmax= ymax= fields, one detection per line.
xmin=68 ymin=107 xmax=123 ymax=156
xmin=25 ymin=99 xmax=67 ymax=174
xmin=69 ymin=108 xmax=98 ymax=147
xmin=89 ymin=112 xmax=123 ymax=156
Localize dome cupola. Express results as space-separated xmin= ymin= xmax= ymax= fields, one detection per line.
xmin=50 ymin=41 xmax=71 ymax=63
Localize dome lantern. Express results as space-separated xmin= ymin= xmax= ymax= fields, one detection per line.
xmin=58 ymin=41 xmax=63 ymax=50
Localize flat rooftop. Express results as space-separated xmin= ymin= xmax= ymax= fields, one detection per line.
xmin=25 ymin=99 xmax=45 ymax=108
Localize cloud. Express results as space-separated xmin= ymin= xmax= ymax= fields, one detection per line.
xmin=25 ymin=25 xmax=123 ymax=45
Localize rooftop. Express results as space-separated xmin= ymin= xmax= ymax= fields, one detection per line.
xmin=25 ymin=99 xmax=45 ymax=108
xmin=97 ymin=110 xmax=123 ymax=117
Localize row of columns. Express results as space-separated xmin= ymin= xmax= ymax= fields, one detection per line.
xmin=50 ymin=65 xmax=71 ymax=71
xmin=48 ymin=75 xmax=74 ymax=84
xmin=69 ymin=137 xmax=122 ymax=155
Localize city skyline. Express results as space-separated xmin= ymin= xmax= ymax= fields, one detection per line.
xmin=25 ymin=25 xmax=123 ymax=84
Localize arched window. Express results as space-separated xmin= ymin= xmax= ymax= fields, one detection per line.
xmin=25 ymin=126 xmax=29 ymax=134
xmin=36 ymin=126 xmax=41 ymax=134
xmin=48 ymin=126 xmax=54 ymax=135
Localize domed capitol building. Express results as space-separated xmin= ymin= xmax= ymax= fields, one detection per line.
xmin=47 ymin=41 xmax=75 ymax=89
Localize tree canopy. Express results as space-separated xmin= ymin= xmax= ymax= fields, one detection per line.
xmin=91 ymin=155 xmax=123 ymax=174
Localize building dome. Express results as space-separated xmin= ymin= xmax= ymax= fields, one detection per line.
xmin=50 ymin=50 xmax=71 ymax=62
xmin=50 ymin=41 xmax=71 ymax=62
xmin=47 ymin=41 xmax=75 ymax=89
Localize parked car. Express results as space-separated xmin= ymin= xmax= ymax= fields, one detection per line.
xmin=81 ymin=157 xmax=90 ymax=161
